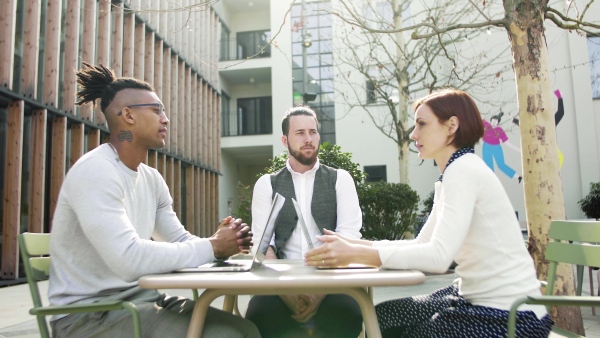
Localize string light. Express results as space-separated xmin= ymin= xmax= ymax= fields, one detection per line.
xmin=467 ymin=57 xmax=600 ymax=88
xmin=552 ymin=58 xmax=600 ymax=72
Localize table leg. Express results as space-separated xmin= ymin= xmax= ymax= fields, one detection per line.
xmin=341 ymin=287 xmax=382 ymax=338
xmin=222 ymin=295 xmax=236 ymax=313
xmin=187 ymin=289 xmax=226 ymax=338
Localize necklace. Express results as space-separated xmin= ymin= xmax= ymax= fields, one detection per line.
xmin=108 ymin=143 xmax=121 ymax=162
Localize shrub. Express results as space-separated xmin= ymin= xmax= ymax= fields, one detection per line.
xmin=234 ymin=182 xmax=253 ymax=225
xmin=579 ymin=182 xmax=600 ymax=219
xmin=421 ymin=190 xmax=434 ymax=216
xmin=357 ymin=181 xmax=420 ymax=240
xmin=414 ymin=191 xmax=434 ymax=236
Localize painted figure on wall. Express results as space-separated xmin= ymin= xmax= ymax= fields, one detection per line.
xmin=513 ymin=89 xmax=564 ymax=168
xmin=482 ymin=112 xmax=522 ymax=183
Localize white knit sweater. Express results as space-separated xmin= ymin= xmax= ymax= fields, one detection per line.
xmin=49 ymin=144 xmax=214 ymax=311
xmin=375 ymin=153 xmax=546 ymax=317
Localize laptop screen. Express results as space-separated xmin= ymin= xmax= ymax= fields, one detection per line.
xmin=292 ymin=198 xmax=315 ymax=250
xmin=253 ymin=192 xmax=285 ymax=257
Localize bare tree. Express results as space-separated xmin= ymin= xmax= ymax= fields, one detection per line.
xmin=333 ymin=0 xmax=512 ymax=184
xmin=331 ymin=0 xmax=600 ymax=333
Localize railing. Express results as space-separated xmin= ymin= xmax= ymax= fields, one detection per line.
xmin=222 ymin=110 xmax=272 ymax=137
xmin=220 ymin=30 xmax=272 ymax=61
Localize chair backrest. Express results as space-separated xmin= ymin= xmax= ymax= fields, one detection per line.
xmin=18 ymin=233 xmax=51 ymax=309
xmin=545 ymin=220 xmax=600 ymax=295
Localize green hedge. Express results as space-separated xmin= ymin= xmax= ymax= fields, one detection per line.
xmin=579 ymin=182 xmax=600 ymax=219
xmin=357 ymin=181 xmax=420 ymax=240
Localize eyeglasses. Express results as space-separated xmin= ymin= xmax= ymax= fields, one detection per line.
xmin=119 ymin=102 xmax=165 ymax=116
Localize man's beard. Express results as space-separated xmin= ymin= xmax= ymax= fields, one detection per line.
xmin=288 ymin=144 xmax=318 ymax=166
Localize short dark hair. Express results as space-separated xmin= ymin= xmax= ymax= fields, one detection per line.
xmin=281 ymin=105 xmax=319 ymax=135
xmin=75 ymin=62 xmax=154 ymax=113
xmin=413 ymin=88 xmax=484 ymax=148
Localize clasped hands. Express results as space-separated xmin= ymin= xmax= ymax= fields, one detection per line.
xmin=280 ymin=293 xmax=325 ymax=323
xmin=209 ymin=216 xmax=253 ymax=259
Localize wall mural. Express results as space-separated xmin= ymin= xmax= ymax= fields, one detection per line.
xmin=512 ymin=89 xmax=565 ymax=168
xmin=482 ymin=111 xmax=523 ymax=183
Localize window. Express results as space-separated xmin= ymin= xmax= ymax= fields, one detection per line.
xmin=238 ymin=97 xmax=272 ymax=136
xmin=291 ymin=1 xmax=336 ymax=144
xmin=220 ymin=24 xmax=231 ymax=61
xmin=364 ymin=165 xmax=387 ymax=182
xmin=222 ymin=96 xmax=272 ymax=137
xmin=366 ymin=81 xmax=377 ymax=104
xmin=236 ymin=30 xmax=271 ymax=60
xmin=588 ymin=36 xmax=600 ymax=99
xmin=365 ymin=63 xmax=399 ymax=105
xmin=221 ymin=91 xmax=231 ymax=136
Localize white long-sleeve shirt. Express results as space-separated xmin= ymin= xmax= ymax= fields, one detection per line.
xmin=251 ymin=159 xmax=362 ymax=259
xmin=374 ymin=153 xmax=546 ymax=317
xmin=49 ymin=144 xmax=215 ymax=311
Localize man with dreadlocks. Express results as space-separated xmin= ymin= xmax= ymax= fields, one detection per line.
xmin=48 ymin=62 xmax=260 ymax=337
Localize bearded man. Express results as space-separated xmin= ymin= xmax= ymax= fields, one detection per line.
xmin=244 ymin=106 xmax=363 ymax=338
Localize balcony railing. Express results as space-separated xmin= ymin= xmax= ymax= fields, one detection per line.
xmin=222 ymin=109 xmax=272 ymax=137
xmin=220 ymin=30 xmax=272 ymax=61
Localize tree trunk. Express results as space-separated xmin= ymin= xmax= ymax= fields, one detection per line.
xmin=505 ymin=0 xmax=583 ymax=334
xmin=398 ymin=141 xmax=409 ymax=184
xmin=393 ymin=0 xmax=410 ymax=184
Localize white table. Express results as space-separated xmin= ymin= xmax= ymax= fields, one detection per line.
xmin=138 ymin=260 xmax=425 ymax=338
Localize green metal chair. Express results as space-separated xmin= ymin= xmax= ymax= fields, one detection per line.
xmin=507 ymin=220 xmax=600 ymax=338
xmin=18 ymin=233 xmax=142 ymax=338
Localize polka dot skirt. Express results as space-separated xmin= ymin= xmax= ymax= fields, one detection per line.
xmin=376 ymin=285 xmax=553 ymax=338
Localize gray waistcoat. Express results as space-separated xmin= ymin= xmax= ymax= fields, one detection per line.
xmin=270 ymin=164 xmax=337 ymax=258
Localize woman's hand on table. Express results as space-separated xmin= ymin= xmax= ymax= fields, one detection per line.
xmin=304 ymin=229 xmax=381 ymax=268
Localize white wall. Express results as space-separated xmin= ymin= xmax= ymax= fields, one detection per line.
xmin=219 ymin=151 xmax=241 ymax=218
xmin=219 ymin=0 xmax=600 ymax=222
xmin=218 ymin=0 xmax=294 ymax=218
xmin=229 ymin=11 xmax=270 ymax=33
xmin=269 ymin=0 xmax=295 ymax=158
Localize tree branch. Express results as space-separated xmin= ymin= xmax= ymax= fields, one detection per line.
xmin=545 ymin=7 xmax=600 ymax=31
xmin=411 ymin=19 xmax=508 ymax=39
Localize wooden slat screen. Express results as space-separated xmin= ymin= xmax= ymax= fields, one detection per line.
xmin=0 ymin=1 xmax=222 ymax=280
xmin=2 ymin=101 xmax=24 ymax=279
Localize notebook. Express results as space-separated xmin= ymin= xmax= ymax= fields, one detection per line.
xmin=291 ymin=198 xmax=377 ymax=270
xmin=175 ymin=193 xmax=285 ymax=272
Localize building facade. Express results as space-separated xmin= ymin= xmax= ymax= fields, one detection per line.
xmin=216 ymin=0 xmax=600 ymax=228
xmin=0 ymin=0 xmax=222 ymax=281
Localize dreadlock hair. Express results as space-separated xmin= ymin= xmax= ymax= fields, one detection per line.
xmin=75 ymin=62 xmax=155 ymax=114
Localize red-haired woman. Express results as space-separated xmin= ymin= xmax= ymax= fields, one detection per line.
xmin=305 ymin=89 xmax=553 ymax=337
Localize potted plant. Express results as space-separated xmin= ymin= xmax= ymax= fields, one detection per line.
xmin=578 ymin=182 xmax=600 ymax=220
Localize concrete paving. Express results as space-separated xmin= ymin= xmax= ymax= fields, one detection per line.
xmin=0 ymin=269 xmax=598 ymax=337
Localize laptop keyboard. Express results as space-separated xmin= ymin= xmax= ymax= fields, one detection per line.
xmin=212 ymin=261 xmax=245 ymax=268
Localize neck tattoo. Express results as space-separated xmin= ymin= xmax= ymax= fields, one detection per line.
xmin=117 ymin=130 xmax=133 ymax=142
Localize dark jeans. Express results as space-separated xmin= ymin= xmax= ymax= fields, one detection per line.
xmin=245 ymin=294 xmax=363 ymax=338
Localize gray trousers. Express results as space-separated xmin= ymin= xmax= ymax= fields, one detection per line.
xmin=51 ymin=287 xmax=260 ymax=338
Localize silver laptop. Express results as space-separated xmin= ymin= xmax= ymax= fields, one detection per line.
xmin=291 ymin=198 xmax=376 ymax=270
xmin=176 ymin=193 xmax=284 ymax=272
